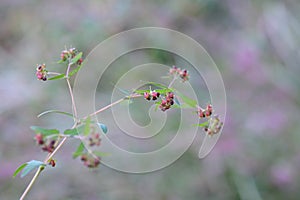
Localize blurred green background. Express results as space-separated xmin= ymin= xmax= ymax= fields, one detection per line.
xmin=1 ymin=0 xmax=300 ymax=199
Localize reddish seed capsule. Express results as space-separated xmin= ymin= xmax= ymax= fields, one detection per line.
xmin=36 ymin=71 xmax=43 ymax=79
xmin=170 ymin=100 xmax=174 ymax=105
xmin=81 ymin=155 xmax=87 ymax=161
xmin=198 ymin=109 xmax=205 ymax=118
xmin=151 ymin=91 xmax=159 ymax=100
xmin=77 ymin=58 xmax=83 ymax=65
xmin=167 ymin=92 xmax=174 ymax=99
xmin=49 ymin=159 xmax=56 ymax=167
xmin=144 ymin=92 xmax=151 ymax=101
xmin=35 ymin=133 xmax=44 ymax=145
xmin=205 ymin=110 xmax=212 ymax=117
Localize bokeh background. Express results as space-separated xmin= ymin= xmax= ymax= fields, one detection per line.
xmin=1 ymin=0 xmax=300 ymax=199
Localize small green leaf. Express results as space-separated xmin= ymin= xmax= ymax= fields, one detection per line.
xmin=68 ymin=64 xmax=83 ymax=77
xmin=21 ymin=160 xmax=45 ymax=178
xmin=13 ymin=163 xmax=28 ymax=178
xmin=57 ymin=60 xmax=65 ymax=64
xmin=64 ymin=128 xmax=78 ymax=136
xmin=134 ymin=88 xmax=173 ymax=95
xmin=64 ymin=125 xmax=84 ymax=136
xmin=37 ymin=110 xmax=74 ymax=118
xmin=176 ymin=91 xmax=197 ymax=108
xmin=71 ymin=52 xmax=82 ymax=64
xmin=73 ymin=142 xmax=85 ymax=159
xmin=194 ymin=121 xmax=209 ymax=127
xmin=30 ymin=126 xmax=59 ymax=136
xmin=98 ymin=123 xmax=108 ymax=134
xmin=92 ymin=151 xmax=110 ymax=157
xmin=48 ymin=74 xmax=66 ymax=81
xmin=83 ymin=117 xmax=91 ymax=136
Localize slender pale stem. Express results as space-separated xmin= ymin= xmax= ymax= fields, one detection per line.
xmin=168 ymin=76 xmax=177 ymax=88
xmin=88 ymin=94 xmax=142 ymax=118
xmin=19 ymin=166 xmax=44 ymax=200
xmin=47 ymin=72 xmax=61 ymax=76
xmin=20 ymin=62 xmax=78 ymax=200
xmin=66 ymin=79 xmax=78 ymax=120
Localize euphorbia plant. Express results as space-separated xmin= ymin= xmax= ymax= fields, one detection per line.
xmin=14 ymin=47 xmax=223 ymax=200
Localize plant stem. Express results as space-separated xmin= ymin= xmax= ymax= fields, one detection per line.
xmin=66 ymin=61 xmax=78 ymax=121
xmin=168 ymin=76 xmax=177 ymax=88
xmin=19 ymin=166 xmax=44 ymax=200
xmin=66 ymin=79 xmax=78 ymax=120
xmin=88 ymin=93 xmax=142 ymax=118
xmin=19 ymin=62 xmax=78 ymax=200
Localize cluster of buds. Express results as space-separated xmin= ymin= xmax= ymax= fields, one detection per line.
xmin=169 ymin=66 xmax=189 ymax=82
xmin=34 ymin=133 xmax=56 ymax=153
xmin=204 ymin=116 xmax=223 ymax=136
xmin=197 ymin=104 xmax=213 ymax=118
xmin=87 ymin=132 xmax=101 ymax=147
xmin=80 ymin=153 xmax=101 ymax=168
xmin=144 ymin=90 xmax=160 ymax=101
xmin=60 ymin=47 xmax=83 ymax=65
xmin=36 ymin=64 xmax=47 ymax=81
xmin=159 ymin=92 xmax=175 ymax=111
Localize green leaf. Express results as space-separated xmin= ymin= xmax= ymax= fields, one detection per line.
xmin=176 ymin=91 xmax=197 ymax=108
xmin=134 ymin=82 xmax=172 ymax=95
xmin=37 ymin=110 xmax=74 ymax=118
xmin=98 ymin=123 xmax=108 ymax=134
xmin=71 ymin=52 xmax=82 ymax=64
xmin=134 ymin=88 xmax=173 ymax=95
xmin=48 ymin=74 xmax=66 ymax=81
xmin=57 ymin=60 xmax=65 ymax=64
xmin=68 ymin=64 xmax=83 ymax=77
xmin=30 ymin=126 xmax=59 ymax=136
xmin=73 ymin=142 xmax=85 ymax=159
xmin=194 ymin=121 xmax=209 ymax=127
xmin=83 ymin=117 xmax=91 ymax=136
xmin=21 ymin=160 xmax=45 ymax=178
xmin=64 ymin=125 xmax=85 ymax=136
xmin=13 ymin=163 xmax=28 ymax=178
xmin=64 ymin=128 xmax=78 ymax=136
xmin=92 ymin=151 xmax=110 ymax=157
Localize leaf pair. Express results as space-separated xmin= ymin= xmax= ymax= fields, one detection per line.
xmin=13 ymin=160 xmax=45 ymax=178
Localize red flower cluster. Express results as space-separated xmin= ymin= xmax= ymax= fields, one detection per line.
xmin=169 ymin=66 xmax=189 ymax=82
xmin=60 ymin=47 xmax=83 ymax=65
xmin=34 ymin=133 xmax=56 ymax=153
xmin=36 ymin=64 xmax=47 ymax=81
xmin=144 ymin=90 xmax=160 ymax=101
xmin=159 ymin=92 xmax=175 ymax=111
xmin=198 ymin=104 xmax=213 ymax=118
xmin=80 ymin=154 xmax=101 ymax=168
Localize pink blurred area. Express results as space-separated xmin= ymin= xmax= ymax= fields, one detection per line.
xmin=1 ymin=0 xmax=300 ymax=199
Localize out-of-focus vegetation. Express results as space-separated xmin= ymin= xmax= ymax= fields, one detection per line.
xmin=1 ymin=0 xmax=300 ymax=199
